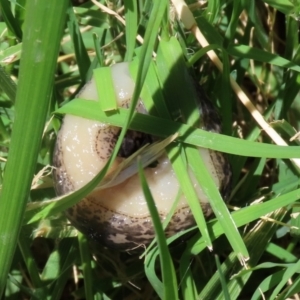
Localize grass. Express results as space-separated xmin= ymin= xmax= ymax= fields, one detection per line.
xmin=0 ymin=0 xmax=300 ymax=299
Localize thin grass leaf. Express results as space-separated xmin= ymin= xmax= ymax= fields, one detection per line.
xmin=156 ymin=37 xmax=200 ymax=126
xmin=279 ymin=274 xmax=300 ymax=299
xmin=190 ymin=188 xmax=300 ymax=256
xmin=96 ymin=134 xmax=177 ymax=189
xmin=263 ymin=0 xmax=294 ymax=14
xmin=188 ymin=44 xmax=222 ymax=67
xmin=42 ymin=239 xmax=77 ymax=300
xmin=269 ymin=259 xmax=300 ymax=299
xmin=141 ymin=189 xmax=182 ymax=258
xmin=198 ymin=210 xmax=286 ymax=300
xmin=266 ymin=243 xmax=297 ymax=263
xmin=66 ymin=3 xmax=91 ymax=80
xmin=227 ymin=45 xmax=300 ymax=72
xmin=124 ymin=0 xmax=138 ymax=62
xmin=168 ymin=144 xmax=213 ymax=249
xmin=224 ymin=0 xmax=243 ymax=46
xmin=97 ymin=0 xmax=168 ymax=195
xmin=24 ymin=151 xmax=114 ymax=225
xmin=0 ymin=1 xmax=69 ymax=295
xmin=144 ymin=247 xmax=164 ymax=298
xmin=78 ymin=232 xmax=93 ymax=300
xmin=93 ymin=67 xmax=117 ymax=111
xmin=139 ymin=160 xmax=179 ymax=300
xmin=55 ymin=100 xmax=300 ymax=159
xmin=214 ymin=255 xmax=230 ymax=300
xmin=186 ymin=145 xmax=249 ymax=262
xmin=129 ymin=58 xmax=171 ymax=118
xmin=17 ymin=237 xmax=42 ymax=288
xmin=250 ymin=269 xmax=287 ymax=300
xmin=93 ymin=31 xmax=106 ymax=67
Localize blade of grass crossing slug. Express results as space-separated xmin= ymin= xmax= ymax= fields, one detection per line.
xmin=124 ymin=0 xmax=168 ymax=121
xmin=141 ymin=188 xmax=182 ymax=258
xmin=24 ymin=151 xmax=116 ymax=225
xmin=110 ymin=0 xmax=168 ymax=174
xmin=93 ymin=67 xmax=117 ymax=111
xmin=186 ymin=145 xmax=249 ymax=262
xmin=124 ymin=0 xmax=138 ymax=62
xmin=167 ymin=144 xmax=213 ymax=249
xmin=0 ymin=1 xmax=68 ymax=296
xmin=55 ymin=101 xmax=300 ymax=159
xmin=138 ymin=161 xmax=179 ymax=300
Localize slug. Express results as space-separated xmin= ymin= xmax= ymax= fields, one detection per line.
xmin=53 ymin=62 xmax=231 ymax=251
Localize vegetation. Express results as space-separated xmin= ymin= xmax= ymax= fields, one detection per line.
xmin=0 ymin=0 xmax=300 ymax=299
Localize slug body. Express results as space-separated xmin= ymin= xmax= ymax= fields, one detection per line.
xmin=53 ymin=63 xmax=231 ymax=250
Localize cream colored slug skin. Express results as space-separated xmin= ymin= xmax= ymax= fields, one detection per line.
xmin=53 ymin=62 xmax=231 ymax=250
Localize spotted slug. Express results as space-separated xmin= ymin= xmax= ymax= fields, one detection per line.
xmin=53 ymin=62 xmax=231 ymax=251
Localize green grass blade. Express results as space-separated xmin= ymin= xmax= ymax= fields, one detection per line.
xmin=214 ymin=254 xmax=230 ymax=300
xmin=227 ymin=44 xmax=300 ymax=72
xmin=280 ymin=274 xmax=300 ymax=299
xmin=144 ymin=248 xmax=164 ymax=298
xmin=93 ymin=67 xmax=117 ymax=111
xmin=23 ymin=153 xmax=114 ymax=225
xmin=124 ymin=0 xmax=138 ymax=62
xmin=0 ymin=1 xmax=69 ymax=295
xmin=197 ymin=210 xmax=286 ymax=300
xmin=190 ymin=188 xmax=300 ymax=257
xmin=263 ymin=0 xmax=293 ymax=14
xmin=139 ymin=161 xmax=179 ymax=300
xmin=78 ymin=232 xmax=94 ymax=300
xmin=66 ymin=3 xmax=91 ymax=80
xmin=168 ymin=144 xmax=213 ymax=249
xmin=55 ymin=101 xmax=300 ymax=159
xmin=186 ymin=145 xmax=249 ymax=262
xmin=269 ymin=259 xmax=300 ymax=299
xmin=17 ymin=237 xmax=42 ymax=288
xmin=266 ymin=243 xmax=297 ymax=263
